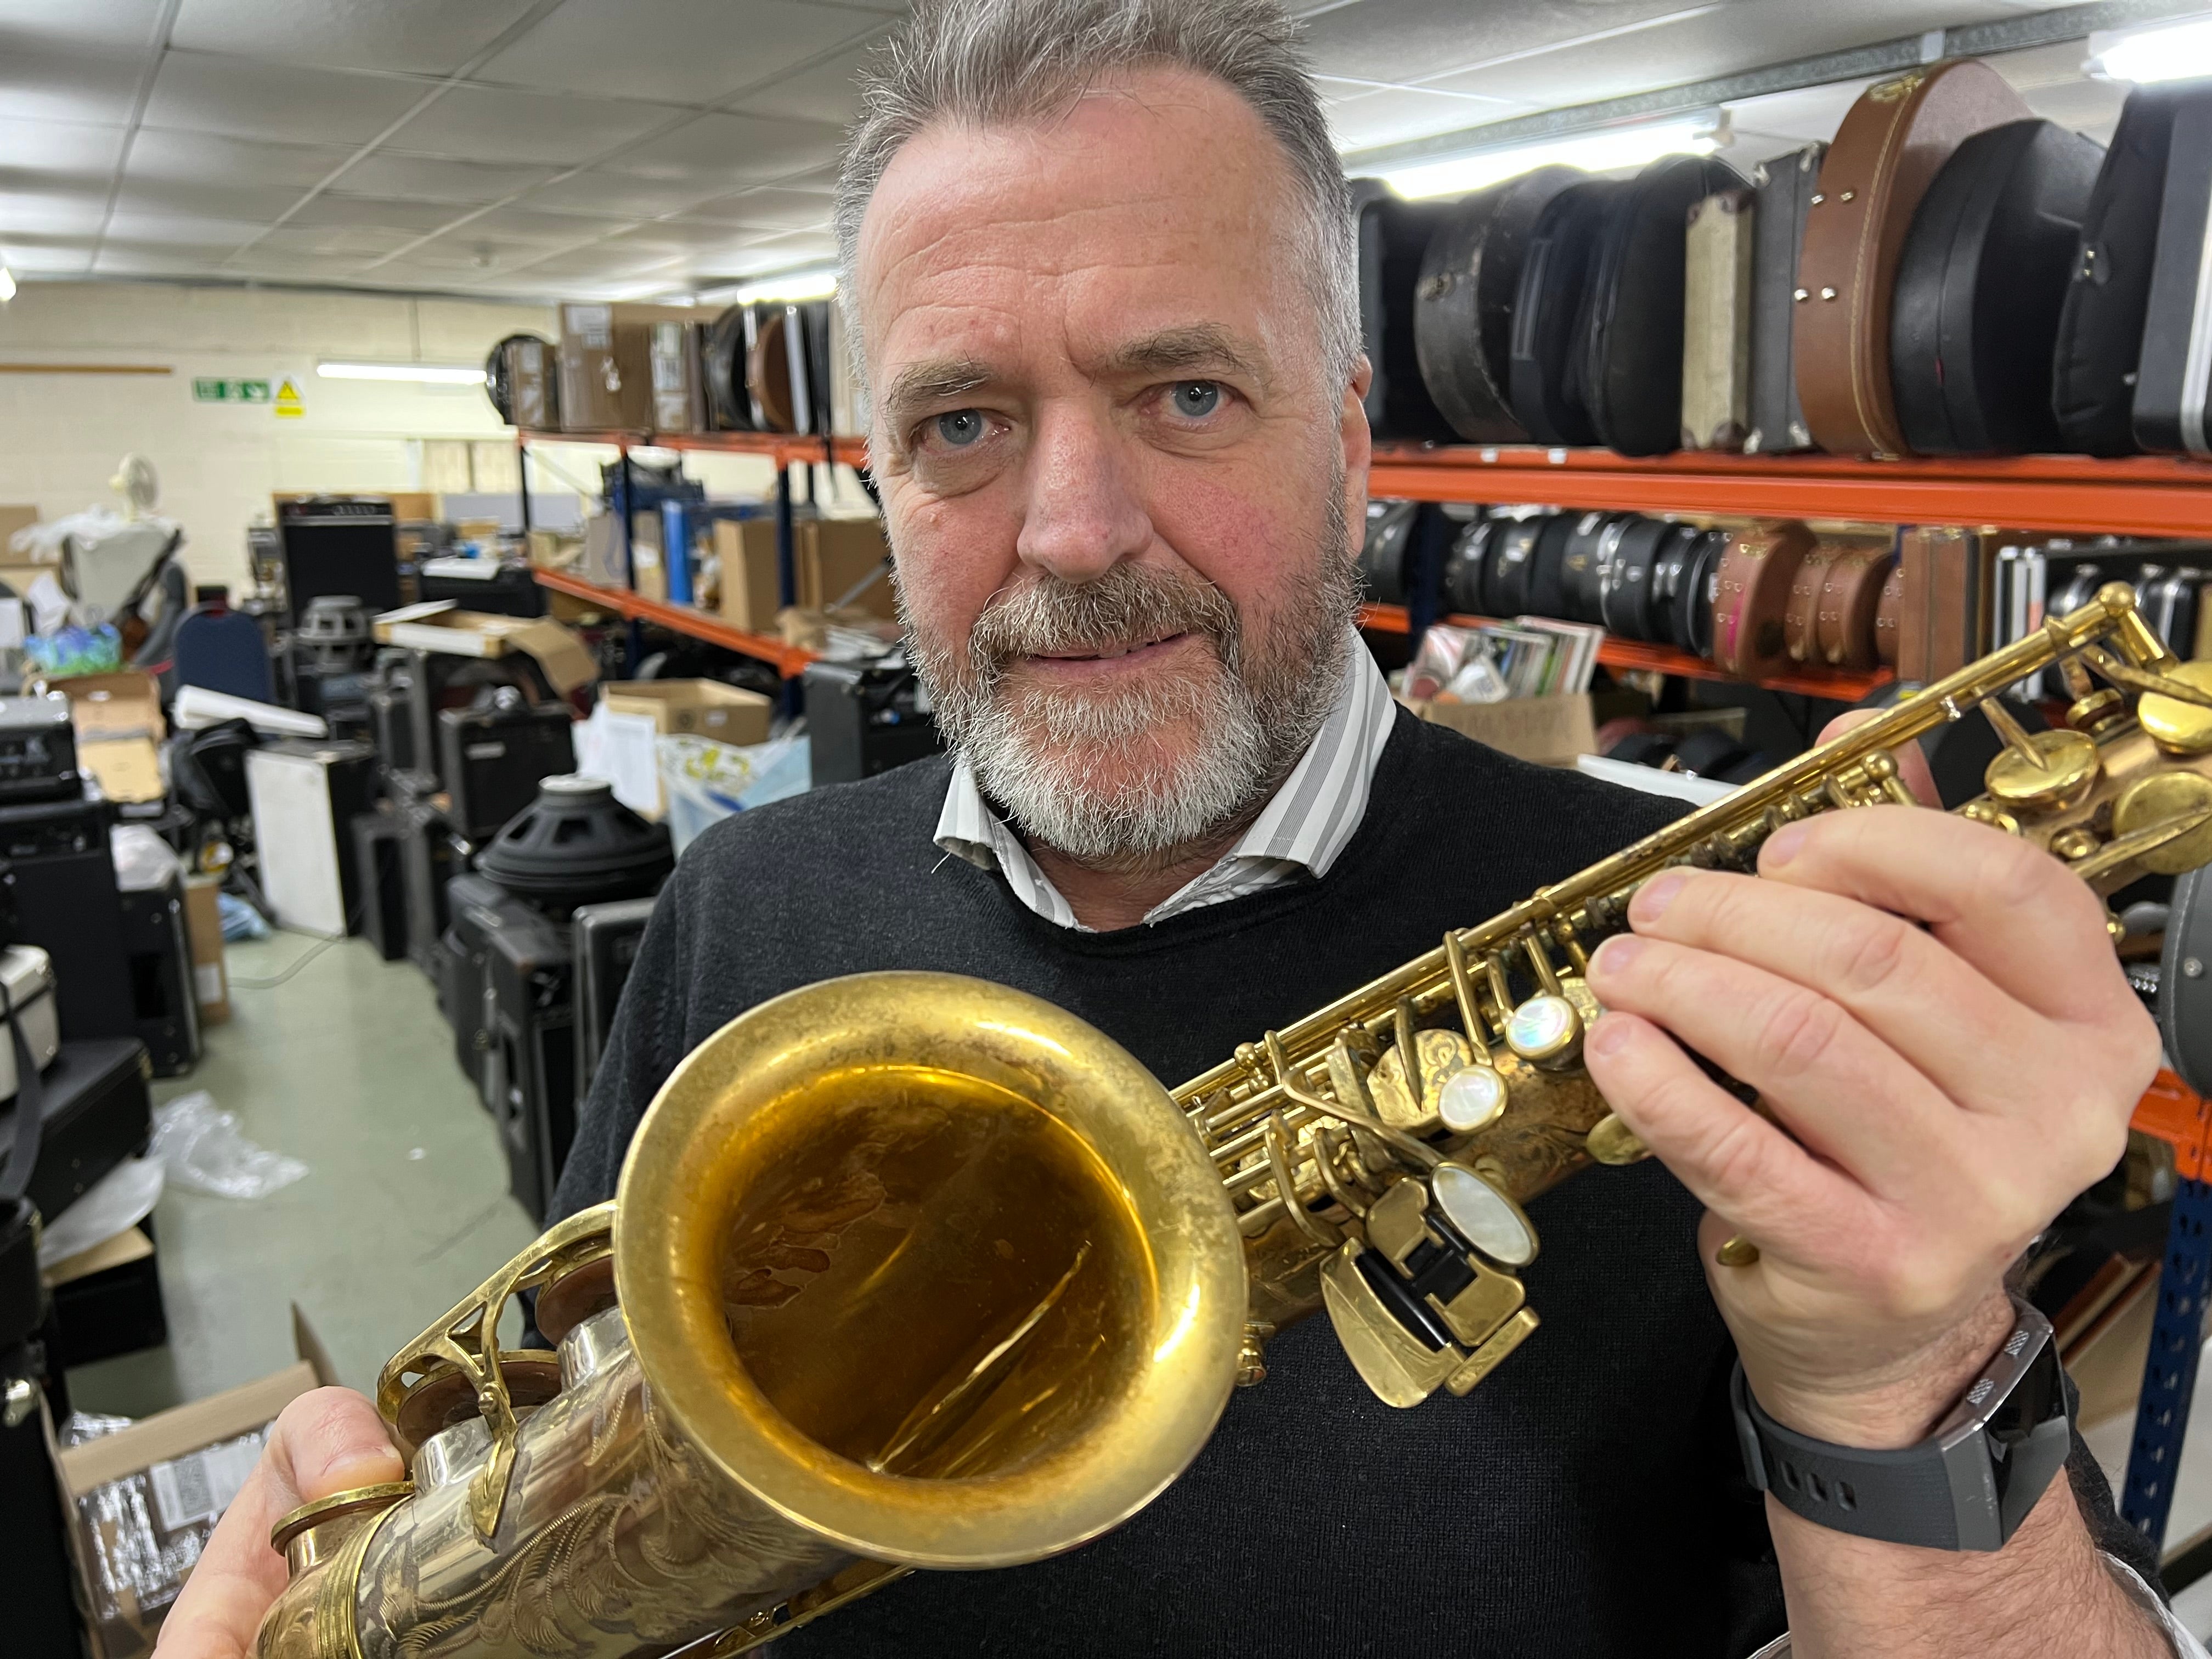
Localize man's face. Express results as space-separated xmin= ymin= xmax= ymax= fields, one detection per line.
xmin=855 ymin=66 xmax=1370 ymax=861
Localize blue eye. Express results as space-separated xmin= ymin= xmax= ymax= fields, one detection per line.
xmin=1170 ymin=381 xmax=1222 ymax=419
xmin=934 ymin=409 xmax=985 ymax=447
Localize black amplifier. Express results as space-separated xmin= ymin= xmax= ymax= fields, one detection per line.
xmin=277 ymin=496 xmax=400 ymax=623
xmin=438 ymin=692 xmax=575 ymax=840
xmin=118 ymin=873 xmax=199 ymax=1077
xmin=0 ymin=1038 xmax=150 ymax=1226
xmin=803 ymin=659 xmax=942 ymax=785
xmin=0 ymin=697 xmax=81 ymax=806
xmin=352 ymin=808 xmax=409 ymax=962
xmin=486 ymin=904 xmax=575 ymax=1224
xmin=573 ymin=897 xmax=654 ymax=1105
xmin=0 ymin=794 xmax=131 ymax=1042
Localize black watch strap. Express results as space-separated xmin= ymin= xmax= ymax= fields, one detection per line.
xmin=1731 ymin=1296 xmax=2072 ymax=1553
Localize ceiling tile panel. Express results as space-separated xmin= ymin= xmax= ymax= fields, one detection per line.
xmin=0 ymin=117 xmax=128 ymax=175
xmin=1329 ymin=85 xmax=1529 ymax=151
xmin=332 ymin=151 xmax=561 ymax=203
xmin=103 ymin=210 xmax=267 ymax=246
xmin=464 ymin=203 xmax=644 ymax=242
xmin=677 ymin=185 xmax=835 ymax=230
xmin=0 ymin=187 xmax=106 ymax=234
xmin=125 ymin=127 xmax=357 ymax=187
xmin=90 ymin=240 xmax=236 ymax=273
xmin=171 ymin=0 xmax=546 ymax=76
xmin=1 ymin=235 xmax=98 ymax=272
xmin=0 ymin=40 xmax=147 ymax=124
xmin=381 ymin=83 xmax=676 ymax=165
xmin=381 ymin=238 xmax=563 ymax=274
xmin=768 ymin=161 xmax=842 ymax=194
xmin=0 ymin=0 xmax=169 ymax=49
xmin=717 ymin=227 xmax=835 ymax=272
xmin=721 ymin=43 xmax=879 ymax=125
xmin=257 ymin=222 xmax=425 ymax=256
xmin=285 ymin=193 xmax=483 ymax=232
xmin=500 ymin=242 xmax=691 ymax=279
xmin=618 ymin=218 xmax=757 ymax=251
xmin=601 ymin=110 xmax=844 ymax=185
xmin=521 ymin=168 xmax=730 ymax=217
xmin=140 ymin=53 xmax=430 ymax=144
xmin=229 ymin=251 xmax=379 ymax=279
xmin=478 ymin=0 xmax=867 ymax=104
xmin=114 ymin=176 xmax=304 ymax=219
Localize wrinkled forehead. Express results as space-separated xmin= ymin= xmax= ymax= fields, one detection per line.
xmin=851 ymin=70 xmax=1320 ymax=391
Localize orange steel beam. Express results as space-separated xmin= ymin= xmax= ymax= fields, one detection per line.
xmin=532 ymin=568 xmax=819 ymax=677
xmin=2134 ymin=1071 xmax=2212 ymax=1184
xmin=1367 ymin=444 xmax=2212 ymax=540
xmin=516 ymin=428 xmax=866 ymax=469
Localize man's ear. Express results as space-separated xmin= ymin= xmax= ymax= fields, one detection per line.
xmin=1341 ymin=353 xmax=1374 ymax=557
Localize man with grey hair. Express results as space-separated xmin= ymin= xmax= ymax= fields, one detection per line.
xmin=166 ymin=3 xmax=2193 ymax=1656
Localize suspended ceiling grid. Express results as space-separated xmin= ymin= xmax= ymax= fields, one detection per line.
xmin=0 ymin=0 xmax=2147 ymax=303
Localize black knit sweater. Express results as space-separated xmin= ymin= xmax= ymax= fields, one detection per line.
xmin=553 ymin=710 xmax=2155 ymax=1657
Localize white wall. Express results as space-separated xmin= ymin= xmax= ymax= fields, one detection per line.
xmin=0 ymin=280 xmax=796 ymax=596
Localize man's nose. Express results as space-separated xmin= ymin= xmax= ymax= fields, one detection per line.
xmin=1014 ymin=403 xmax=1152 ymax=583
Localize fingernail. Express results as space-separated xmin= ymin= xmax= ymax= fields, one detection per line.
xmin=1585 ymin=1013 xmax=1631 ymax=1058
xmin=1629 ymin=871 xmax=1686 ymax=924
xmin=1591 ymin=934 xmax=1643 ymax=977
xmin=1763 ymin=822 xmax=1808 ymax=867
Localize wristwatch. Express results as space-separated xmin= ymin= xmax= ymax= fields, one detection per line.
xmin=1730 ymin=1296 xmax=2072 ymax=1552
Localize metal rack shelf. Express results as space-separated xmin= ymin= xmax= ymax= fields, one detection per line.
xmin=515 ymin=427 xmax=868 ymax=468
xmin=511 ymin=426 xmax=867 ymax=678
xmin=531 ymin=567 xmax=819 ymax=676
xmin=1357 ymin=602 xmax=1892 ymax=702
xmin=1368 ymin=443 xmax=2212 ymax=540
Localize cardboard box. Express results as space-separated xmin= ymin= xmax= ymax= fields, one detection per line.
xmin=372 ymin=601 xmax=596 ymax=695
xmin=34 ymin=671 xmax=166 ymax=804
xmin=182 ymin=875 xmax=228 ymax=1024
xmin=504 ymin=335 xmax=557 ymax=431
xmin=557 ymin=302 xmax=696 ymax=432
xmin=37 ymin=671 xmax=164 ymax=742
xmin=55 ymin=1308 xmax=337 ymax=1658
xmin=0 ymin=503 xmax=39 ymax=549
xmin=802 ymin=515 xmax=893 ymax=618
xmin=648 ymin=317 xmax=706 ymax=434
xmin=715 ymin=518 xmax=782 ymax=633
xmin=602 ymin=679 xmax=771 ymax=746
xmin=80 ymin=739 xmax=163 ymax=804
xmin=1409 ymin=693 xmax=1597 ymax=768
xmin=715 ymin=515 xmax=893 ymax=632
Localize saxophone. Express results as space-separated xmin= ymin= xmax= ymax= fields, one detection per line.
xmin=256 ymin=583 xmax=2212 ymax=1659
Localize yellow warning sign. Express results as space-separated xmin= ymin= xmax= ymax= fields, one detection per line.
xmin=274 ymin=377 xmax=304 ymax=419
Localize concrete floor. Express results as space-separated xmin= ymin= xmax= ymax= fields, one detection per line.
xmin=66 ymin=932 xmax=539 ymax=1415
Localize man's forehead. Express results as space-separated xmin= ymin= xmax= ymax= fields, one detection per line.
xmin=854 ymin=67 xmax=1306 ymax=377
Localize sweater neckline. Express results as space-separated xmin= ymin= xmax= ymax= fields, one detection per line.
xmin=946 ymin=707 xmax=1428 ymax=957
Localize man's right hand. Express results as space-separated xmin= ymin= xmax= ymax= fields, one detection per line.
xmin=154 ymin=1387 xmax=402 ymax=1658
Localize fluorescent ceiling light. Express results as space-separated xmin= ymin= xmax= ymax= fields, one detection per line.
xmin=727 ymin=267 xmax=838 ymax=304
xmin=0 ymin=267 xmax=14 ymax=303
xmin=2087 ymin=16 xmax=2212 ymax=83
xmin=1377 ymin=114 xmax=1724 ymax=201
xmin=317 ymin=360 xmax=487 ymax=385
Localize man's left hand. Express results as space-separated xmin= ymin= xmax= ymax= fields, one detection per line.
xmin=1582 ymin=716 xmax=2161 ymax=1448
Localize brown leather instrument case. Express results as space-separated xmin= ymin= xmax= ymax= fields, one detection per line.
xmin=1793 ymin=60 xmax=2029 ymax=456
xmin=1712 ymin=521 xmax=1816 ymax=677
xmin=1816 ymin=541 xmax=1893 ymax=671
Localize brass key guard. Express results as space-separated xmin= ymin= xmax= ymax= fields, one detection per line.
xmin=258 ymin=583 xmax=2211 ymax=1658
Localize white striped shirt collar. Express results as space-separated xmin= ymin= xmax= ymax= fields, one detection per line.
xmin=933 ymin=631 xmax=1398 ymax=931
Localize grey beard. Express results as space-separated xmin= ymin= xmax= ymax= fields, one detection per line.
xmin=902 ymin=500 xmax=1359 ymax=865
